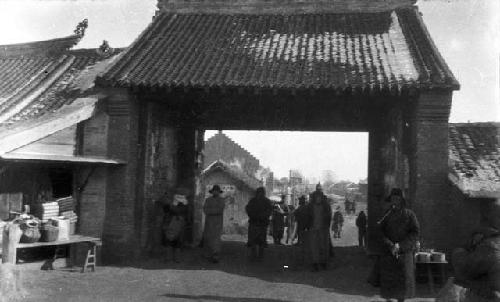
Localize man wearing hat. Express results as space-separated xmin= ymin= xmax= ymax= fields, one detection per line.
xmin=203 ymin=185 xmax=226 ymax=263
xmin=378 ymin=188 xmax=420 ymax=302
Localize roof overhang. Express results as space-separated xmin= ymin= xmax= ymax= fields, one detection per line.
xmin=0 ymin=97 xmax=97 ymax=155
xmin=449 ymin=173 xmax=500 ymax=199
xmin=0 ymin=153 xmax=124 ymax=165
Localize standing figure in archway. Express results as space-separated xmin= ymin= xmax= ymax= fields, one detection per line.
xmin=203 ymin=185 xmax=226 ymax=263
xmin=332 ymin=206 xmax=344 ymax=239
xmin=306 ymin=184 xmax=332 ymax=271
xmin=379 ymin=188 xmax=420 ymax=302
xmin=161 ymin=188 xmax=189 ymax=263
xmin=271 ymin=195 xmax=287 ymax=245
xmin=356 ymin=210 xmax=368 ymax=248
xmin=245 ymin=187 xmax=273 ymax=261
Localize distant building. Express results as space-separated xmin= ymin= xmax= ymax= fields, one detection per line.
xmin=204 ymin=131 xmax=260 ymax=177
xmin=201 ymin=160 xmax=262 ymax=234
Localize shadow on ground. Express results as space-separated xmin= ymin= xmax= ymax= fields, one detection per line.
xmin=107 ymin=239 xmax=436 ymax=299
xmin=160 ymin=293 xmax=293 ymax=302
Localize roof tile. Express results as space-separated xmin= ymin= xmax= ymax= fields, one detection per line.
xmin=449 ymin=123 xmax=500 ymax=198
xmin=99 ymin=8 xmax=458 ymax=92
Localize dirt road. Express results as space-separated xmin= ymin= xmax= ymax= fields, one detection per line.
xmin=2 ymin=236 xmax=437 ymax=302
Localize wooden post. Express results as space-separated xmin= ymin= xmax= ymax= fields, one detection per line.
xmin=2 ymin=223 xmax=21 ymax=264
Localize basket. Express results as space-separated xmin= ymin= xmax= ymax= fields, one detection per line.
xmin=40 ymin=224 xmax=59 ymax=242
xmin=19 ymin=221 xmax=41 ymax=243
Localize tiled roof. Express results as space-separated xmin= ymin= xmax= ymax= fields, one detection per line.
xmin=203 ymin=160 xmax=262 ymax=190
xmin=0 ymin=40 xmax=121 ymax=126
xmin=449 ymin=123 xmax=500 ymax=198
xmin=99 ymin=7 xmax=459 ymax=93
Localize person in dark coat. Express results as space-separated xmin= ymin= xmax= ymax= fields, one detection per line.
xmin=161 ymin=188 xmax=189 ymax=262
xmin=293 ymin=195 xmax=309 ymax=246
xmin=452 ymin=199 xmax=500 ymax=301
xmin=356 ymin=210 xmax=368 ymax=248
xmin=332 ymin=206 xmax=344 ymax=239
xmin=246 ymin=187 xmax=273 ymax=261
xmin=379 ymin=188 xmax=420 ymax=302
xmin=271 ymin=195 xmax=288 ymax=245
xmin=306 ymin=184 xmax=332 ymax=271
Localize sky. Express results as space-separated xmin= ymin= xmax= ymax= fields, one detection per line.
xmin=0 ymin=0 xmax=498 ymax=181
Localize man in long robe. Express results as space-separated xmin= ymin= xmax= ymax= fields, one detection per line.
xmin=245 ymin=187 xmax=273 ymax=261
xmin=203 ymin=185 xmax=225 ymax=263
xmin=379 ymin=188 xmax=420 ymax=302
xmin=306 ymin=184 xmax=332 ymax=271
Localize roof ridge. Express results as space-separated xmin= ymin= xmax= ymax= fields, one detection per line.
xmin=158 ymin=0 xmax=417 ymax=14
xmin=0 ymin=19 xmax=88 ymax=58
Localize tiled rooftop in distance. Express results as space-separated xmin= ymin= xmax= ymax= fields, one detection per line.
xmin=0 ymin=35 xmax=120 ymax=126
xmin=203 ymin=160 xmax=262 ymax=190
xmin=449 ymin=123 xmax=500 ymax=198
xmin=99 ymin=6 xmax=458 ymax=93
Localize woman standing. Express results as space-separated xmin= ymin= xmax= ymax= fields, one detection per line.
xmin=379 ymin=188 xmax=420 ymax=302
xmin=203 ymin=185 xmax=226 ymax=263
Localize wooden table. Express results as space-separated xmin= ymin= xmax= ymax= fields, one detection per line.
xmin=3 ymin=232 xmax=101 ymax=272
xmin=415 ymin=260 xmax=448 ymax=294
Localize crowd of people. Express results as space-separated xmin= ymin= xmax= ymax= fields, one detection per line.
xmin=157 ymin=184 xmax=500 ymax=302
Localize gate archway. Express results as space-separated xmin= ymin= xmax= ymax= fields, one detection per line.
xmin=95 ymin=0 xmax=459 ymax=261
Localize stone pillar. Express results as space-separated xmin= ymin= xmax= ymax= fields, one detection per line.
xmin=366 ymin=103 xmax=406 ymax=255
xmin=193 ymin=129 xmax=205 ymax=246
xmin=141 ymin=102 xmax=178 ymax=255
xmin=409 ymin=91 xmax=452 ymax=252
xmin=176 ymin=127 xmax=197 ymax=243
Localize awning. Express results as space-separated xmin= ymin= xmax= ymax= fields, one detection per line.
xmin=0 ymin=153 xmax=124 ymax=165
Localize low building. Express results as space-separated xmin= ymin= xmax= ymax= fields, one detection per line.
xmin=446 ymin=123 xmax=500 ymax=250
xmin=201 ymin=160 xmax=262 ymax=234
xmin=0 ymin=21 xmax=123 ymax=262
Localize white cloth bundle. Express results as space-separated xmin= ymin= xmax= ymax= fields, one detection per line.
xmin=173 ymin=194 xmax=188 ymax=206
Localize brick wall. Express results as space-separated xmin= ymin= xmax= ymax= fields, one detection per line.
xmin=409 ymin=91 xmax=453 ymax=252
xmin=446 ymin=181 xmax=482 ymax=250
xmin=141 ymin=102 xmax=178 ymax=254
xmin=101 ymin=88 xmax=141 ymax=263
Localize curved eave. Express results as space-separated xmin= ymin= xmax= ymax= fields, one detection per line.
xmin=0 ymin=34 xmax=82 ymax=58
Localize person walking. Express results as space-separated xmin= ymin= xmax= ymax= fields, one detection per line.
xmin=245 ymin=187 xmax=273 ymax=261
xmin=271 ymin=195 xmax=287 ymax=245
xmin=356 ymin=210 xmax=368 ymax=248
xmin=306 ymin=183 xmax=332 ymax=271
xmin=161 ymin=188 xmax=189 ymax=262
xmin=378 ymin=188 xmax=420 ymax=302
xmin=203 ymin=185 xmax=226 ymax=263
xmin=332 ymin=206 xmax=344 ymax=239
